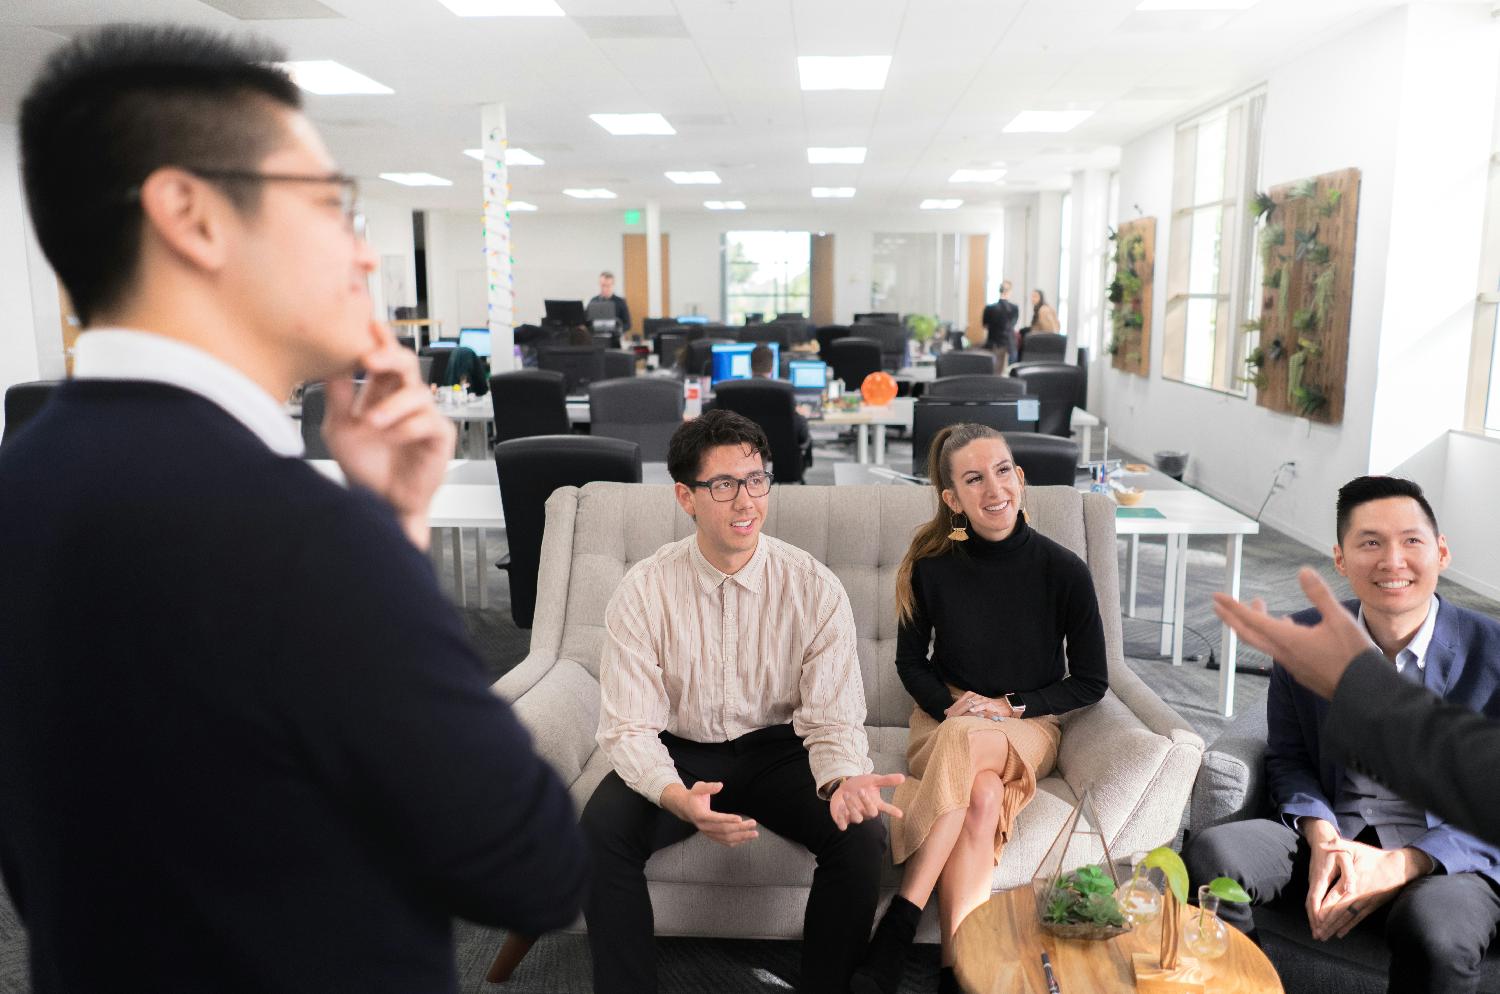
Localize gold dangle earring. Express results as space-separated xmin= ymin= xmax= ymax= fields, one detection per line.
xmin=947 ymin=511 xmax=970 ymax=542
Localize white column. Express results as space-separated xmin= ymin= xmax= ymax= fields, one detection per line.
xmin=482 ymin=103 xmax=517 ymax=371
xmin=645 ymin=199 xmax=662 ymax=321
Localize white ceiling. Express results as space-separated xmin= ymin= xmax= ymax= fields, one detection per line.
xmin=0 ymin=0 xmax=1437 ymax=215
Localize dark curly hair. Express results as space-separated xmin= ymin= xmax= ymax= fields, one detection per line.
xmin=667 ymin=409 xmax=772 ymax=486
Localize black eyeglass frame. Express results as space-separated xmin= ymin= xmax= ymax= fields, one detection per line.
xmin=689 ymin=471 xmax=776 ymax=502
xmin=125 ymin=168 xmax=365 ymax=235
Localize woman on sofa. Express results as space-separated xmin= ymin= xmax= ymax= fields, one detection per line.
xmin=852 ymin=423 xmax=1109 ymax=994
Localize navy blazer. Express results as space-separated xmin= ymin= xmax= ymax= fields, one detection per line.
xmin=1266 ymin=596 xmax=1500 ymax=881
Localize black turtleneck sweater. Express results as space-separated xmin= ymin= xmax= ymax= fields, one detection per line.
xmin=896 ymin=517 xmax=1108 ymax=721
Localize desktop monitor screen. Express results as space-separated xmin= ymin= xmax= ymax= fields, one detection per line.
xmin=710 ymin=342 xmax=778 ymax=385
xmin=544 ymin=299 xmax=587 ymax=325
xmin=787 ymin=360 xmax=828 ymax=391
xmin=458 ymin=328 xmax=491 ymax=357
xmin=675 ymin=315 xmax=709 ymax=326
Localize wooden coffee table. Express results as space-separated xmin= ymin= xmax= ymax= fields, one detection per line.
xmin=952 ymin=887 xmax=1283 ymax=993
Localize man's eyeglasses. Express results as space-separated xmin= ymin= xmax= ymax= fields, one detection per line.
xmin=690 ymin=472 xmax=774 ymax=502
xmin=132 ymin=168 xmax=366 ymax=237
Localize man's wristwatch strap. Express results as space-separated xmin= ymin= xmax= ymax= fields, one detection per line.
xmin=818 ymin=777 xmax=846 ymax=801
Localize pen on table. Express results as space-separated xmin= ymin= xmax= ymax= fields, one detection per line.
xmin=1040 ymin=951 xmax=1061 ymax=994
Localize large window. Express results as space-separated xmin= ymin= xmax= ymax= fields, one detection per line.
xmin=1473 ymin=147 xmax=1500 ymax=434
xmin=1162 ymin=91 xmax=1264 ymax=393
xmin=723 ymin=231 xmax=810 ymax=325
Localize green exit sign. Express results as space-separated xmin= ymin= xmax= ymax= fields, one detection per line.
xmin=623 ymin=209 xmax=642 ymax=226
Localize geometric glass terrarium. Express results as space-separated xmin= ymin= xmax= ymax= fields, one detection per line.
xmin=1031 ymin=787 xmax=1131 ymax=940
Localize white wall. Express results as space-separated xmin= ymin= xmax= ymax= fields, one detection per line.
xmin=1093 ymin=6 xmax=1411 ymax=550
xmin=362 ymin=199 xmax=418 ymax=325
xmin=0 ymin=124 xmax=44 ymax=437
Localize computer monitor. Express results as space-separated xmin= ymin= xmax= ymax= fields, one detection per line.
xmin=710 ymin=342 xmax=779 ymax=385
xmin=675 ymin=315 xmax=709 ymax=326
xmin=544 ymin=299 xmax=587 ymax=325
xmin=787 ymin=359 xmax=828 ymax=392
xmin=458 ymin=328 xmax=491 ymax=357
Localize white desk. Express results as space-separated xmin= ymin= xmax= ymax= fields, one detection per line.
xmin=818 ymin=398 xmax=1104 ymax=467
xmin=1085 ymin=470 xmax=1259 ymax=717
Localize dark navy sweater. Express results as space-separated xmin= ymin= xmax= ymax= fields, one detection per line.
xmin=0 ymin=381 xmax=585 ymax=993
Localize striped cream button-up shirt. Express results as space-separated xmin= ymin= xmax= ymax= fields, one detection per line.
xmin=597 ymin=533 xmax=874 ymax=805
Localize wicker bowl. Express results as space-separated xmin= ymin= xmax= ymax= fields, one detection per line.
xmin=1114 ymin=487 xmax=1144 ymax=506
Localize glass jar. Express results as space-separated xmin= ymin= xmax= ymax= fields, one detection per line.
xmin=1117 ymin=851 xmax=1162 ymax=927
xmin=1182 ymin=885 xmax=1230 ymax=959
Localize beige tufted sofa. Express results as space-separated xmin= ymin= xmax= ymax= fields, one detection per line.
xmin=494 ymin=482 xmax=1203 ymax=941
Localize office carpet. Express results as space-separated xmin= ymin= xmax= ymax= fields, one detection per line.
xmin=2 ymin=434 xmax=1497 ymax=993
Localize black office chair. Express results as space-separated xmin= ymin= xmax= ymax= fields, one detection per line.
xmin=911 ymin=399 xmax=1039 ymax=476
xmin=489 ymin=369 xmax=571 ymax=444
xmin=772 ymin=313 xmax=814 ymax=344
xmin=656 ymin=331 xmax=689 ymax=373
xmin=642 ymin=317 xmax=675 ymax=338
xmin=1020 ymin=332 xmax=1067 ymax=363
xmin=2 ymin=380 xmax=60 ymax=446
xmin=493 ymin=435 xmax=642 ymax=628
xmin=815 ymin=324 xmax=852 ymax=358
xmin=588 ymin=378 xmax=683 ymax=462
xmin=296 ymin=382 xmax=332 ymax=459
xmin=420 ymin=346 xmax=453 ymax=386
xmin=713 ymin=379 xmax=808 ymax=484
xmin=856 ymin=321 xmax=910 ymax=371
xmin=601 ymin=350 xmax=637 ymax=381
xmin=736 ymin=324 xmax=791 ymax=349
xmin=1002 ymin=432 xmax=1079 ymax=486
xmin=926 ymin=375 xmax=1027 ymax=401
xmin=1074 ymin=347 xmax=1090 ymax=411
xmin=1008 ymin=362 xmax=1083 ymax=438
xmin=825 ymin=337 xmax=883 ymax=394
xmin=934 ymin=350 xmax=997 ymax=378
xmin=537 ymin=345 xmax=606 ymax=394
xmin=682 ymin=338 xmax=736 ymax=378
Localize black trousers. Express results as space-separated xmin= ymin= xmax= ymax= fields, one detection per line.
xmin=580 ymin=724 xmax=885 ymax=994
xmin=1186 ymin=818 xmax=1500 ymax=994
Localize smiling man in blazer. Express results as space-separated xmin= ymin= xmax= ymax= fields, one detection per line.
xmin=1186 ymin=475 xmax=1500 ymax=994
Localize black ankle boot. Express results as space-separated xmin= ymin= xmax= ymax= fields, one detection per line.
xmin=937 ymin=966 xmax=960 ymax=994
xmin=850 ymin=896 xmax=921 ymax=994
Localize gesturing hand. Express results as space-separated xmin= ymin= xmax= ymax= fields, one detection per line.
xmin=323 ymin=320 xmax=456 ymax=551
xmin=829 ymin=773 xmax=905 ymax=831
xmin=660 ymin=781 xmax=759 ymax=848
xmin=1212 ymin=568 xmax=1374 ymax=699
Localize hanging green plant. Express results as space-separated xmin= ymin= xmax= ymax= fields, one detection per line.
xmin=1242 ymin=318 xmax=1262 ymax=333
xmin=1276 ymin=283 xmax=1290 ymax=329
xmin=1296 ymin=337 xmax=1323 ymax=359
xmin=1292 ymin=383 xmax=1328 ymax=416
xmin=1317 ymin=187 xmax=1343 ymax=218
xmin=1307 ymin=244 xmax=1331 ymax=266
xmin=1118 ymin=270 xmax=1143 ymax=298
xmin=1106 ymin=226 xmax=1118 ymax=242
xmin=1259 ymin=223 xmax=1285 ymax=268
xmin=1106 ymin=331 xmax=1124 ymax=356
xmin=1292 ymin=307 xmax=1318 ymax=333
xmin=1262 ymin=266 xmax=1283 ymax=289
xmin=1312 ymin=267 xmax=1337 ymax=325
xmin=1294 ymin=224 xmax=1321 ymax=262
xmin=1288 ymin=348 xmax=1306 ymax=403
xmin=1107 ymin=279 xmax=1124 ymax=304
xmin=1250 ymin=191 xmax=1276 ymax=222
xmin=1123 ymin=310 xmax=1145 ymax=330
xmin=1128 ymin=236 xmax=1146 ymax=263
xmin=1288 ymin=177 xmax=1318 ymax=200
xmin=1242 ymin=346 xmax=1269 ymax=390
xmin=1266 ymin=337 xmax=1286 ymax=361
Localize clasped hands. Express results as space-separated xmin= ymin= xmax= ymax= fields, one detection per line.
xmin=323 ymin=320 xmax=456 ymax=551
xmin=944 ymin=690 xmax=1016 ymax=721
xmin=1302 ymin=818 xmax=1433 ymax=940
xmin=660 ymin=773 xmax=905 ymax=848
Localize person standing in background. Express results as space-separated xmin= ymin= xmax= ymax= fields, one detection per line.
xmin=587 ymin=270 xmax=632 ymax=334
xmin=981 ymin=280 xmax=1019 ymax=367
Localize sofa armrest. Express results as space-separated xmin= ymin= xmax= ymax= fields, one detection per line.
xmin=1189 ymin=729 xmax=1269 ymax=836
xmin=493 ymin=652 xmax=602 ymax=790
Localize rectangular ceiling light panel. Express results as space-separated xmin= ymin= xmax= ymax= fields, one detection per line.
xmin=1002 ymin=110 xmax=1094 ymax=133
xmin=704 ymin=201 xmax=746 ymax=210
xmin=1135 ymin=0 xmax=1257 ymax=9
xmin=590 ymin=113 xmax=675 ymax=135
xmin=797 ymin=56 xmax=891 ymax=91
xmin=508 ymin=201 xmax=539 ymax=211
xmin=564 ymin=188 xmax=618 ymax=199
xmin=807 ymin=146 xmax=866 ymax=164
xmin=281 ymin=60 xmax=392 ymax=95
xmin=948 ymin=168 xmax=1005 ymax=183
xmin=665 ymin=171 xmax=722 ymax=184
xmin=920 ymin=199 xmax=963 ymax=210
xmin=435 ymin=0 xmax=565 ymax=15
xmin=464 ymin=148 xmax=545 ymax=165
xmin=811 ymin=187 xmax=856 ymax=198
xmin=380 ymin=173 xmax=452 ymax=187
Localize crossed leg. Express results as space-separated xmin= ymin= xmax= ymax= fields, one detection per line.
xmin=896 ymin=729 xmax=1012 ymax=965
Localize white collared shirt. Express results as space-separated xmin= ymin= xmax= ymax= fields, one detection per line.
xmin=72 ymin=329 xmax=303 ymax=457
xmin=1358 ymin=594 xmax=1440 ymax=674
xmin=597 ymin=532 xmax=873 ymax=804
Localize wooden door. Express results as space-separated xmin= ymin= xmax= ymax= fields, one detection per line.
xmin=966 ymin=235 xmax=988 ymax=345
xmin=622 ymin=233 xmax=670 ymax=322
xmin=811 ymin=234 xmax=835 ymax=326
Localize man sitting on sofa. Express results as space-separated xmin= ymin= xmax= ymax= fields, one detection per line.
xmin=581 ymin=409 xmax=903 ymax=994
xmin=1186 ymin=475 xmax=1500 ymax=994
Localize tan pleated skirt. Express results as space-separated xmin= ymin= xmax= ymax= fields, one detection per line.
xmin=890 ymin=690 xmax=1061 ymax=866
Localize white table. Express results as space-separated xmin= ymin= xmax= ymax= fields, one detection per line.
xmin=1085 ymin=469 xmax=1259 ymax=716
xmin=441 ymin=396 xmax=498 ymax=459
xmin=818 ymin=398 xmax=1105 ymax=467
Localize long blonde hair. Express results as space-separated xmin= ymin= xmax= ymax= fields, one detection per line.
xmin=895 ymin=422 xmax=1011 ymax=623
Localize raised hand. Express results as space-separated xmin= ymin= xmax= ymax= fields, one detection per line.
xmin=323 ymin=319 xmax=456 ymax=550
xmin=660 ymin=781 xmax=759 ymax=848
xmin=829 ymin=772 xmax=905 ymax=831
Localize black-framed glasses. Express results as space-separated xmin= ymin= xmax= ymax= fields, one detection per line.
xmin=691 ymin=471 xmax=774 ymax=502
xmin=134 ymin=168 xmax=365 ymax=236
